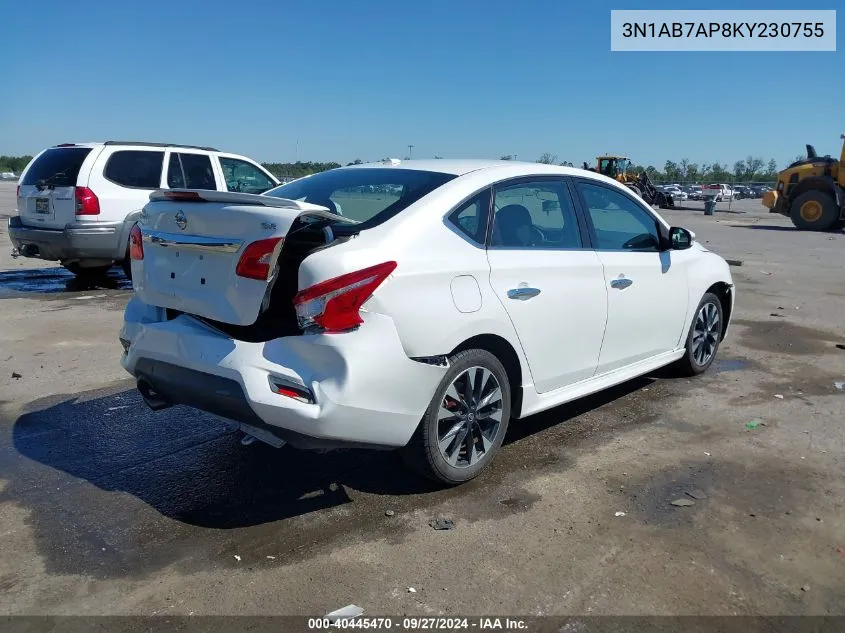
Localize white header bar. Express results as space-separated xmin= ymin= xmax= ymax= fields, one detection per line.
xmin=611 ymin=10 xmax=836 ymax=51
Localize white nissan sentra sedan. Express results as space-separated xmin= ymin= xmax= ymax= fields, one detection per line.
xmin=120 ymin=159 xmax=734 ymax=484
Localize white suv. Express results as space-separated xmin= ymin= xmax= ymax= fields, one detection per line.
xmin=9 ymin=141 xmax=279 ymax=277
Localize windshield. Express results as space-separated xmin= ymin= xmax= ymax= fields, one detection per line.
xmin=21 ymin=147 xmax=93 ymax=187
xmin=264 ymin=167 xmax=456 ymax=229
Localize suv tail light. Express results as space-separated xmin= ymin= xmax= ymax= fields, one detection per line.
xmin=129 ymin=224 xmax=144 ymax=260
xmin=236 ymin=237 xmax=284 ymax=281
xmin=293 ymin=261 xmax=397 ymax=333
xmin=75 ymin=187 xmax=100 ymax=215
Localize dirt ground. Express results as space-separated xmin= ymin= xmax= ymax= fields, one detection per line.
xmin=1 ymin=181 xmax=843 ymax=617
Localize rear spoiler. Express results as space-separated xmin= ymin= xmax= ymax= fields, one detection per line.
xmin=149 ymin=189 xmax=329 ymax=212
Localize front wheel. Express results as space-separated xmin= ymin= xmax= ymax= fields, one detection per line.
xmin=790 ymin=190 xmax=839 ymax=231
xmin=401 ymin=349 xmax=511 ymax=485
xmin=672 ymin=292 xmax=724 ymax=377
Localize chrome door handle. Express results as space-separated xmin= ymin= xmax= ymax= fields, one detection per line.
xmin=507 ymin=287 xmax=541 ymax=300
xmin=610 ymin=278 xmax=633 ymax=290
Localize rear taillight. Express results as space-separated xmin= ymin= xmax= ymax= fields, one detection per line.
xmin=74 ymin=187 xmax=100 ymax=215
xmin=293 ymin=261 xmax=397 ymax=333
xmin=16 ymin=185 xmax=20 ymax=198
xmin=129 ymin=224 xmax=144 ymax=260
xmin=235 ymin=237 xmax=284 ymax=281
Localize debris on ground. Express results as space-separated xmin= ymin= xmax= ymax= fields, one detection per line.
xmin=614 ymin=511 xmax=626 ymax=517
xmin=266 ymin=556 xmax=275 ymax=560
xmin=11 ymin=372 xmax=22 ymax=379
xmin=407 ymin=587 xmax=417 ymax=593
xmin=760 ymin=270 xmax=772 ymax=275
xmin=770 ymin=313 xmax=785 ymax=318
xmin=671 ymin=498 xmax=695 ymax=507
xmin=326 ymin=605 xmax=364 ymax=623
xmin=774 ymin=394 xmax=784 ymax=399
xmin=745 ymin=419 xmax=764 ymax=430
xmin=429 ymin=518 xmax=455 ymax=530
xmin=233 ymin=555 xmax=241 ymax=562
xmin=704 ymin=451 xmax=711 ymax=456
xmin=686 ymin=490 xmax=708 ymax=500
xmin=835 ymin=344 xmax=845 ymax=350
xmin=801 ymin=585 xmax=810 ymax=592
xmin=726 ymin=259 xmax=743 ymax=267
xmin=834 ymin=382 xmax=844 ymax=391
xmin=385 ymin=510 xmax=395 ymax=517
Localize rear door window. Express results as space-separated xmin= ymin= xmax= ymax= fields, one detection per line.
xmin=103 ymin=150 xmax=164 ymax=189
xmin=219 ymin=157 xmax=276 ymax=194
xmin=167 ymin=153 xmax=217 ymax=190
xmin=21 ymin=147 xmax=93 ymax=187
xmin=491 ymin=179 xmax=582 ymax=249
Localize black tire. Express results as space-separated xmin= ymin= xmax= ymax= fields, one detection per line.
xmin=789 ymin=190 xmax=839 ymax=231
xmin=401 ymin=349 xmax=511 ymax=485
xmin=672 ymin=292 xmax=724 ymax=377
xmin=63 ymin=263 xmax=112 ymax=278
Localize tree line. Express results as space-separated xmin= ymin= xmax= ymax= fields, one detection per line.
xmin=1 ymin=152 xmax=799 ymax=184
xmin=511 ymin=153 xmax=787 ymax=183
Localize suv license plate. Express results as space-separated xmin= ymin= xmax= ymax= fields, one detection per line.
xmin=35 ymin=198 xmax=50 ymax=214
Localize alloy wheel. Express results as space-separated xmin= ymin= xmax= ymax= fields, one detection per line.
xmin=436 ymin=366 xmax=503 ymax=468
xmin=692 ymin=302 xmax=721 ymax=366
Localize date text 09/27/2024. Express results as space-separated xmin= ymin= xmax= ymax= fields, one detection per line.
xmin=307 ymin=617 xmax=528 ymax=630
xmin=621 ymin=22 xmax=825 ymax=39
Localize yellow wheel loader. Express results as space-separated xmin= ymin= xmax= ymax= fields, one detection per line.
xmin=762 ymin=135 xmax=845 ymax=231
xmin=582 ymin=155 xmax=675 ymax=209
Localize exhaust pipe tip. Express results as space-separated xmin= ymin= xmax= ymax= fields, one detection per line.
xmin=137 ymin=379 xmax=172 ymax=411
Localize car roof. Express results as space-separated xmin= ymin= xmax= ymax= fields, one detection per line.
xmin=47 ymin=141 xmax=220 ymax=152
xmin=344 ymin=158 xmax=591 ymax=178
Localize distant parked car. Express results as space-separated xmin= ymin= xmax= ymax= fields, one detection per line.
xmin=701 ymin=184 xmax=733 ymax=202
xmin=686 ymin=186 xmax=704 ymax=201
xmin=662 ymin=185 xmax=688 ymax=201
xmin=0 ymin=171 xmax=17 ymax=180
xmin=732 ymin=186 xmax=751 ymax=200
xmin=8 ymin=141 xmax=280 ymax=278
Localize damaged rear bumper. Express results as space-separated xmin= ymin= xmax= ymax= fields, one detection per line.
xmin=120 ymin=297 xmax=446 ymax=450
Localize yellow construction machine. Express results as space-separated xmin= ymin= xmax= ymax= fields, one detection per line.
xmin=582 ymin=155 xmax=675 ymax=209
xmin=762 ymin=135 xmax=845 ymax=231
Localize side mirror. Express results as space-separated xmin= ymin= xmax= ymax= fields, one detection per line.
xmin=670 ymin=226 xmax=694 ymax=250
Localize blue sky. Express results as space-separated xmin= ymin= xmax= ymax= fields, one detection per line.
xmin=1 ymin=0 xmax=841 ymax=169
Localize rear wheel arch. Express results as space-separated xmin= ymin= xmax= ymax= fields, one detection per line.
xmin=788 ymin=177 xmax=842 ymax=207
xmin=449 ymin=334 xmax=524 ymax=418
xmin=705 ymin=281 xmax=733 ymax=338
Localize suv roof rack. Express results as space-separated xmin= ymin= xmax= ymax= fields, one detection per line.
xmin=103 ymin=140 xmax=219 ymax=152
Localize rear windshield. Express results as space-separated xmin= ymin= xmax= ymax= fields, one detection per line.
xmin=21 ymin=147 xmax=93 ymax=187
xmin=264 ymin=168 xmax=456 ymax=229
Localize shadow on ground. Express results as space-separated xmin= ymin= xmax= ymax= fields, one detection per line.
xmin=0 ymin=266 xmax=131 ymax=296
xmin=1 ymin=372 xmax=660 ymax=577
xmin=733 ymin=224 xmax=843 ymax=233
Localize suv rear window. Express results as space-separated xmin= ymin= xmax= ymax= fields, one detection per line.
xmin=103 ymin=150 xmax=164 ymax=188
xmin=264 ymin=168 xmax=456 ymax=229
xmin=21 ymin=147 xmax=93 ymax=187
